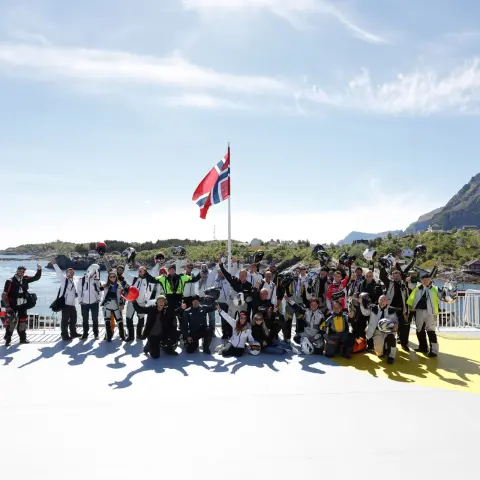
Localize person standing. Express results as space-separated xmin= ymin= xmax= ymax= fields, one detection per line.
xmin=77 ymin=264 xmax=103 ymax=340
xmin=2 ymin=264 xmax=42 ymax=346
xmin=407 ymin=272 xmax=441 ymax=357
xmin=52 ymin=259 xmax=81 ymax=341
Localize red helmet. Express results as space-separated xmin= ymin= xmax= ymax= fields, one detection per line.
xmin=121 ymin=286 xmax=139 ymax=302
xmin=96 ymin=242 xmax=107 ymax=256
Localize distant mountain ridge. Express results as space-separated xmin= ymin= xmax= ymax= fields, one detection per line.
xmin=337 ymin=230 xmax=403 ymax=246
xmin=406 ymin=173 xmax=480 ymax=232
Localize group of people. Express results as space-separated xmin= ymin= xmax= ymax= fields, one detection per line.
xmin=1 ymin=247 xmax=449 ymax=365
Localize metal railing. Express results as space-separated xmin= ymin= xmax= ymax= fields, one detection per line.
xmin=437 ymin=290 xmax=480 ymax=329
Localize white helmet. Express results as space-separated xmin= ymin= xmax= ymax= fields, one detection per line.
xmin=248 ymin=344 xmax=261 ymax=356
xmin=233 ymin=292 xmax=245 ymax=307
xmin=363 ymin=249 xmax=377 ymax=261
xmin=377 ymin=319 xmax=396 ymax=334
xmin=121 ymin=247 xmax=136 ymax=263
xmin=441 ymin=281 xmax=458 ymax=304
xmin=86 ymin=263 xmax=100 ymax=279
xmin=300 ymin=337 xmax=314 ymax=355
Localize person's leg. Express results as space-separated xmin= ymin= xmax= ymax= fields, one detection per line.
xmin=91 ymin=303 xmax=99 ymax=338
xmin=425 ymin=314 xmax=439 ymax=357
xmin=373 ymin=332 xmax=386 ymax=357
xmin=103 ymin=308 xmax=113 ymax=342
xmin=69 ymin=306 xmax=80 ymax=338
xmin=136 ymin=303 xmax=146 ymax=339
xmin=385 ymin=333 xmax=397 ymax=364
xmin=125 ymin=301 xmax=136 ymax=342
xmin=148 ymin=336 xmax=162 ymax=359
xmin=81 ymin=304 xmax=90 ymax=338
xmin=415 ymin=310 xmax=429 ymax=353
xmin=283 ymin=304 xmax=294 ymax=341
xmin=324 ymin=335 xmax=339 ymax=358
xmin=186 ymin=338 xmax=199 ymax=354
xmin=202 ymin=328 xmax=213 ymax=354
xmin=397 ymin=310 xmax=410 ymax=351
xmin=17 ymin=319 xmax=29 ymax=344
xmin=340 ymin=332 xmax=353 ymax=359
xmin=60 ymin=307 xmax=70 ymax=340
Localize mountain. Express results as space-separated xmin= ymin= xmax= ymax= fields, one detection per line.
xmin=406 ymin=173 xmax=480 ymax=232
xmin=337 ymin=230 xmax=403 ymax=246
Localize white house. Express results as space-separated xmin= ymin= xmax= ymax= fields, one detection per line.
xmin=250 ymin=238 xmax=263 ymax=247
xmin=427 ymin=223 xmax=445 ymax=233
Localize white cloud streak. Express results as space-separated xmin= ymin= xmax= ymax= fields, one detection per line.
xmin=182 ymin=0 xmax=387 ymax=44
xmin=0 ymin=43 xmax=287 ymax=95
xmin=1 ymin=42 xmax=480 ymax=116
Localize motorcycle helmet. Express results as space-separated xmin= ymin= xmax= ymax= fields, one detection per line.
xmin=338 ymin=252 xmax=349 ymax=265
xmin=122 ymin=247 xmax=136 ymax=263
xmin=414 ymin=244 xmax=427 ymax=258
xmin=353 ymin=337 xmax=367 ymax=354
xmin=359 ymin=292 xmax=372 ymax=317
xmin=441 ymin=281 xmax=458 ymax=304
xmin=300 ymin=337 xmax=314 ymax=355
xmin=172 ymin=246 xmax=186 ymax=258
xmin=154 ymin=252 xmax=166 ymax=265
xmin=401 ymin=248 xmax=414 ymax=258
xmin=204 ymin=287 xmax=220 ymax=301
xmin=233 ymin=292 xmax=245 ymax=307
xmin=253 ymin=251 xmax=264 ymax=263
xmin=86 ymin=263 xmax=100 ymax=279
xmin=377 ymin=319 xmax=396 ymax=334
xmin=248 ymin=344 xmax=261 ymax=356
xmin=121 ymin=286 xmax=140 ymax=302
xmin=378 ymin=254 xmax=395 ymax=269
xmin=363 ymin=249 xmax=377 ymax=261
xmin=96 ymin=242 xmax=107 ymax=257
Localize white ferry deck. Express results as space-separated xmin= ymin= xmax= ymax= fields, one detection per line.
xmin=1 ymin=329 xmax=479 ymax=480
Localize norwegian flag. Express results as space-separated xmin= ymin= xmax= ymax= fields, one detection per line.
xmin=192 ymin=148 xmax=230 ymax=219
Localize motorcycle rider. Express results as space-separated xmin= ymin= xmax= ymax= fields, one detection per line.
xmin=324 ymin=301 xmax=353 ymax=359
xmin=182 ymin=262 xmax=202 ymax=307
xmin=52 ymin=258 xmax=81 ymax=340
xmin=379 ymin=260 xmax=410 ymax=351
xmin=77 ymin=264 xmax=103 ymax=339
xmin=219 ymin=259 xmax=253 ymax=318
xmin=2 ymin=264 xmax=42 ymax=346
xmin=407 ymin=271 xmax=441 ymax=357
xmin=325 ymin=265 xmax=352 ymax=313
xmin=284 ymin=267 xmax=308 ymax=342
xmin=123 ymin=265 xmax=159 ymax=341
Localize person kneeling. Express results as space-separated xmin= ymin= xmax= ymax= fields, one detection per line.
xmin=132 ymin=296 xmax=178 ymax=358
xmin=251 ymin=313 xmax=291 ymax=354
xmin=182 ymin=295 xmax=216 ymax=354
xmin=366 ymin=295 xmax=398 ymax=365
xmin=216 ymin=305 xmax=257 ymax=357
xmin=324 ymin=301 xmax=353 ymax=359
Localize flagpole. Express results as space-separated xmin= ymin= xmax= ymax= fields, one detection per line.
xmin=227 ymin=142 xmax=232 ymax=274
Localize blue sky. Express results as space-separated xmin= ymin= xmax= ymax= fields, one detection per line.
xmin=1 ymin=0 xmax=479 ymax=249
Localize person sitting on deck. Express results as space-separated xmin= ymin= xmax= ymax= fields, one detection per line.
xmin=181 ymin=295 xmax=216 ymax=354
xmin=324 ymin=301 xmax=353 ymax=359
xmin=366 ymin=295 xmax=399 ymax=364
xmin=250 ymin=311 xmax=292 ymax=354
xmin=216 ymin=306 xmax=259 ymax=357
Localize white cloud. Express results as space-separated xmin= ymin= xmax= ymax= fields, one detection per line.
xmin=182 ymin=0 xmax=387 ymax=44
xmin=166 ymin=93 xmax=249 ymax=109
xmin=304 ymin=60 xmax=480 ymax=115
xmin=1 ymin=42 xmax=480 ymax=116
xmin=0 ymin=43 xmax=288 ymax=95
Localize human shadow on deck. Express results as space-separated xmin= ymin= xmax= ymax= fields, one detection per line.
xmin=0 ymin=344 xmax=20 ymax=366
xmin=108 ymin=352 xmax=222 ymax=389
xmin=337 ymin=343 xmax=480 ymax=390
xmin=18 ymin=342 xmax=68 ymax=369
xmin=107 ymin=341 xmax=144 ymax=369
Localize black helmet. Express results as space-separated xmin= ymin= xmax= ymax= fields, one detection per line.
xmin=253 ymin=251 xmax=264 ymax=263
xmin=378 ymin=256 xmax=391 ymax=269
xmin=312 ymin=244 xmax=325 ymax=258
xmin=414 ymin=244 xmax=427 ymax=257
xmin=204 ymin=287 xmax=220 ymax=301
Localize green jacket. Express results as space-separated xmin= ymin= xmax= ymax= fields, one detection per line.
xmin=155 ymin=274 xmax=192 ymax=295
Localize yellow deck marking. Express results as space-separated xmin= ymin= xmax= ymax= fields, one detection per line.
xmin=335 ymin=333 xmax=480 ymax=393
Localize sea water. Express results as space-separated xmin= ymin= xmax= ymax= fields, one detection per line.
xmin=0 ymin=255 xmax=478 ymax=317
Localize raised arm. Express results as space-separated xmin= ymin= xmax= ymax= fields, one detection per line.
xmin=25 ymin=265 xmax=42 ymax=283
xmin=219 ymin=262 xmax=234 ymax=284
xmin=52 ymin=262 xmax=65 ymax=282
xmin=218 ymin=306 xmax=236 ymax=329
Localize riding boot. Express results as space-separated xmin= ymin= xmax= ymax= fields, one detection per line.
xmin=415 ymin=329 xmax=429 ymax=353
xmin=118 ymin=322 xmax=126 ymax=341
xmin=4 ymin=330 xmax=12 ymax=347
xmin=104 ymin=322 xmax=113 ymax=342
xmin=126 ymin=318 xmax=135 ymax=342
xmin=18 ymin=330 xmax=30 ymax=344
